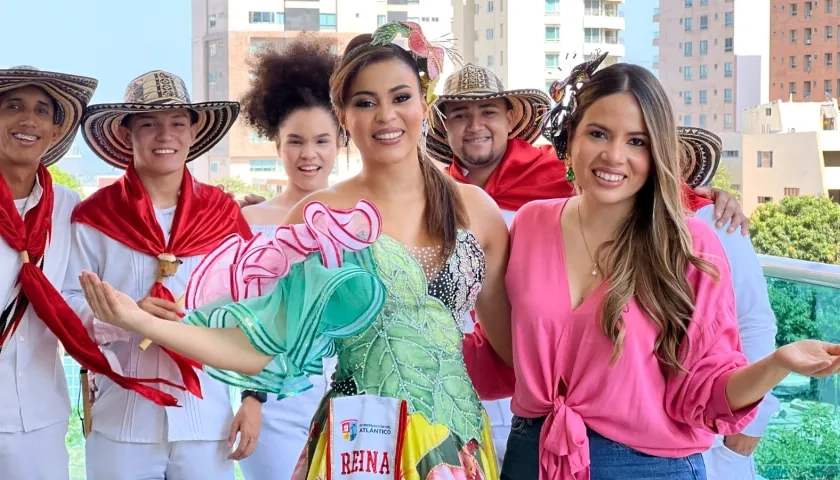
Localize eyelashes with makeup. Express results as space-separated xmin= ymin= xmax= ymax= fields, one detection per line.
xmin=588 ymin=130 xmax=647 ymax=147
xmin=353 ymin=94 xmax=413 ymax=109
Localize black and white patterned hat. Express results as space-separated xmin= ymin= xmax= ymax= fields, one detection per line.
xmin=81 ymin=70 xmax=239 ymax=169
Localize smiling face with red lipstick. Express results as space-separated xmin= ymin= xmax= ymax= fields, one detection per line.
xmin=340 ymin=58 xmax=428 ymax=168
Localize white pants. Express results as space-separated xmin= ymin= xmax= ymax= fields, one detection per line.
xmin=85 ymin=432 xmax=234 ymax=480
xmin=240 ymin=362 xmax=334 ymax=480
xmin=491 ymin=425 xmax=510 ymax=464
xmin=483 ymin=398 xmax=513 ymax=467
xmin=702 ymin=436 xmax=757 ymax=480
xmin=0 ymin=421 xmax=69 ymax=480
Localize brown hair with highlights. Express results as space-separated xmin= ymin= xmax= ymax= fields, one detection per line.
xmin=566 ymin=63 xmax=719 ymax=375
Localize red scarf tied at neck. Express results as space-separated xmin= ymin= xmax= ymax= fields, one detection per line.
xmin=0 ymin=164 xmax=181 ymax=407
xmin=72 ymin=163 xmax=253 ymax=399
xmin=682 ymin=182 xmax=713 ymax=212
xmin=445 ymin=139 xmax=575 ymax=211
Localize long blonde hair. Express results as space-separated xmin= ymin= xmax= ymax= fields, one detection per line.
xmin=567 ymin=64 xmax=719 ymax=375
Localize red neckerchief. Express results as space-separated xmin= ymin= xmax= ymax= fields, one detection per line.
xmin=72 ymin=163 xmax=253 ymax=399
xmin=682 ymin=182 xmax=713 ymax=211
xmin=445 ymin=139 xmax=575 ymax=211
xmin=0 ymin=164 xmax=180 ymax=406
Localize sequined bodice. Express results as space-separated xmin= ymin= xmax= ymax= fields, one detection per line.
xmin=404 ymin=230 xmax=486 ymax=326
xmin=334 ymin=230 xmax=487 ymax=444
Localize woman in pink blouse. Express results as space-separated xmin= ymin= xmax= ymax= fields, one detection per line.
xmin=495 ymin=62 xmax=840 ymax=480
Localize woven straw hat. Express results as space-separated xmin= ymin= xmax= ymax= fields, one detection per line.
xmin=428 ymin=64 xmax=551 ymax=164
xmin=81 ymin=70 xmax=239 ymax=169
xmin=0 ymin=66 xmax=98 ymax=166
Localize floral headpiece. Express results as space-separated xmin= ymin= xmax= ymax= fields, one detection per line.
xmin=540 ymin=51 xmax=609 ymax=160
xmin=369 ymin=21 xmax=459 ymax=108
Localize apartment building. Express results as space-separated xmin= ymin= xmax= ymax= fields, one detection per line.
xmin=452 ymin=0 xmax=625 ymax=95
xmin=719 ymin=99 xmax=840 ymax=214
xmin=770 ymin=0 xmax=840 ymax=102
xmin=655 ymin=0 xmax=770 ymax=133
xmin=190 ymin=0 xmax=453 ymax=188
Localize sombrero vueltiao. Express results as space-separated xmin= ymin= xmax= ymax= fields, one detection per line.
xmin=428 ymin=64 xmax=551 ymax=164
xmin=81 ymin=70 xmax=239 ymax=169
xmin=0 ymin=66 xmax=98 ymax=166
xmin=678 ymin=126 xmax=721 ymax=189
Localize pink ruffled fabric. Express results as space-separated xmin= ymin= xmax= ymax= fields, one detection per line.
xmin=185 ymin=200 xmax=382 ymax=309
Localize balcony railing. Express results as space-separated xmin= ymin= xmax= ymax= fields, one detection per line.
xmin=754 ymin=254 xmax=840 ymax=479
xmin=61 ymin=254 xmax=840 ymax=479
xmin=585 ymin=36 xmax=624 ymax=45
xmin=584 ymin=7 xmax=624 ymax=16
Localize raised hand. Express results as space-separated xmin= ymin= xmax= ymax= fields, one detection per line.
xmin=774 ymin=340 xmax=840 ymax=377
xmin=79 ymin=270 xmax=149 ymax=333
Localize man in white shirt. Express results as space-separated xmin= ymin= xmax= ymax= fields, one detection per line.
xmin=679 ymin=127 xmax=780 ymax=480
xmin=0 ymin=67 xmax=179 ymax=480
xmin=62 ymin=71 xmax=252 ymax=480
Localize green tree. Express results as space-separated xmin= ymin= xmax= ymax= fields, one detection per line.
xmin=47 ymin=165 xmax=84 ymax=197
xmin=750 ymin=195 xmax=840 ymax=265
xmin=213 ymin=176 xmax=270 ymax=197
xmin=709 ymin=163 xmax=741 ymax=200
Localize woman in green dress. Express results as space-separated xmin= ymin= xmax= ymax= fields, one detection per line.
xmin=79 ymin=23 xmax=512 ymax=480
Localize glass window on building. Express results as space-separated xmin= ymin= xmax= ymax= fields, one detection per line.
xmin=319 ymin=13 xmax=336 ymax=31
xmin=249 ymin=159 xmax=278 ymax=172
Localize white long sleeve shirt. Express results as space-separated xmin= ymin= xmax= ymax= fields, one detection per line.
xmin=695 ymin=204 xmax=780 ymax=437
xmin=0 ymin=183 xmax=78 ymax=433
xmin=61 ymin=205 xmax=233 ymax=444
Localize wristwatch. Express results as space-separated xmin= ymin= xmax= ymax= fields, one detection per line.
xmin=241 ymin=390 xmax=267 ymax=403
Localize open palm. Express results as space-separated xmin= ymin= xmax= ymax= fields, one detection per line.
xmin=775 ymin=340 xmax=840 ymax=377
xmin=80 ymin=271 xmax=147 ymax=332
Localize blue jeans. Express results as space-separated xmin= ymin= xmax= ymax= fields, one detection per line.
xmin=500 ymin=416 xmax=707 ymax=480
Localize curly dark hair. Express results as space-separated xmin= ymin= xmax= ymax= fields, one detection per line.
xmin=242 ymin=33 xmax=339 ymax=142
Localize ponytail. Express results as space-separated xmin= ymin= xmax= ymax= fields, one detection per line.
xmin=418 ymin=151 xmax=468 ymax=256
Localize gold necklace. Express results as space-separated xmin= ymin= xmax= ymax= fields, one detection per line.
xmin=577 ymin=203 xmax=600 ymax=277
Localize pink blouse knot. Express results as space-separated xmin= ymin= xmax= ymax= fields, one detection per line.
xmin=540 ymin=396 xmax=590 ymax=479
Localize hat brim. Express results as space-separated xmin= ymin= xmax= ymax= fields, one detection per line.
xmin=678 ymin=126 xmax=721 ymax=189
xmin=427 ymin=89 xmax=551 ymax=164
xmin=81 ymin=101 xmax=240 ymax=169
xmin=0 ymin=69 xmax=98 ymax=167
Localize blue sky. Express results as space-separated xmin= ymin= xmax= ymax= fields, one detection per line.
xmin=0 ymin=0 xmax=192 ymax=178
xmin=621 ymin=0 xmax=658 ymax=72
